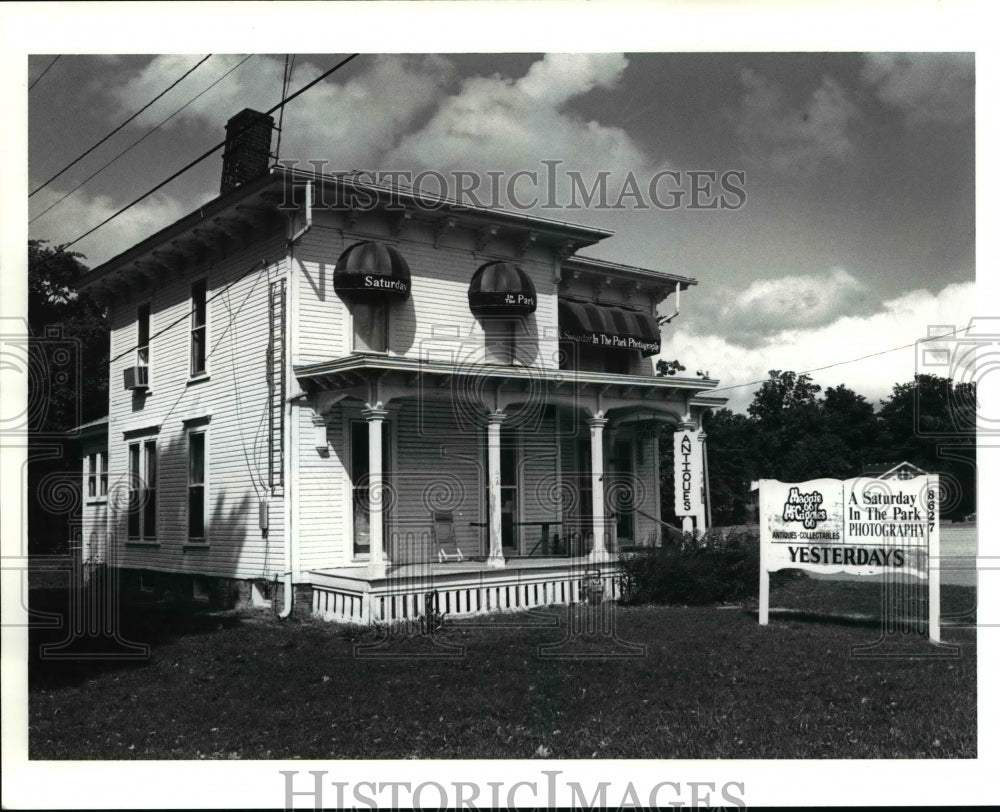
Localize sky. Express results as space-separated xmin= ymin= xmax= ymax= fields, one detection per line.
xmin=26 ymin=51 xmax=976 ymax=412
xmin=4 ymin=4 xmax=998 ymax=809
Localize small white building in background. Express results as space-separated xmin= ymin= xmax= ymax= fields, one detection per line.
xmin=77 ymin=109 xmax=724 ymax=622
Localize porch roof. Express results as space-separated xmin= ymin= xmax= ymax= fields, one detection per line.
xmin=295 ymin=353 xmax=725 ymax=413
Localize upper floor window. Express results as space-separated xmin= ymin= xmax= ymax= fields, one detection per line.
xmin=352 ymin=301 xmax=388 ymax=354
xmin=190 ymin=278 xmax=207 ymax=376
xmin=333 ymin=241 xmax=410 ymax=356
xmin=559 ymin=341 xmax=635 ymax=375
xmin=137 ymin=303 xmax=150 ymax=369
xmin=484 ymin=319 xmax=517 ymax=365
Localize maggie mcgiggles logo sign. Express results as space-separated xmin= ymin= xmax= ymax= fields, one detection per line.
xmin=781 ymin=487 xmax=828 ymax=529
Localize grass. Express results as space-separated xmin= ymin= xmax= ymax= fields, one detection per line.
xmin=28 ymin=577 xmax=976 ymax=760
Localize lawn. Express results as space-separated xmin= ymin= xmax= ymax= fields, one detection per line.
xmin=28 ymin=578 xmax=976 ymax=760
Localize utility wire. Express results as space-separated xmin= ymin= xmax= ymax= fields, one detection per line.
xmin=30 ymin=54 xmax=213 ymax=198
xmin=29 ymin=56 xmax=61 ymax=91
xmin=59 ymin=53 xmax=360 ymax=254
xmin=710 ymin=326 xmax=966 ymax=394
xmin=109 ymin=258 xmax=273 ymax=365
xmin=31 ymin=55 xmax=255 ymax=225
xmin=274 ymin=54 xmax=294 ymax=163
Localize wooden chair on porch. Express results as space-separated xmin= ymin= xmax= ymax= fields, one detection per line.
xmin=434 ymin=511 xmax=463 ymax=563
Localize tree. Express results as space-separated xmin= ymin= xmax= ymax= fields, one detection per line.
xmin=746 ymin=370 xmax=822 ymax=479
xmin=701 ymin=408 xmax=756 ymax=525
xmin=27 ymin=240 xmax=108 ymax=554
xmin=28 ymin=240 xmax=108 ymax=431
xmin=877 ymin=374 xmax=977 ymax=518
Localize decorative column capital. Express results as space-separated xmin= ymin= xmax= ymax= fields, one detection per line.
xmin=362 ymin=405 xmax=389 ymax=422
xmin=487 ymin=411 xmax=507 ymax=427
xmin=676 ymin=420 xmax=696 ymax=431
xmin=587 ymin=416 xmax=609 ymax=429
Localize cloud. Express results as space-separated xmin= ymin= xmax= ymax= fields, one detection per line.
xmin=660 ymin=280 xmax=976 ymax=413
xmin=735 ymin=69 xmax=858 ymax=173
xmin=861 ymin=53 xmax=974 ymax=125
xmin=517 ymin=52 xmax=629 ymax=105
xmin=383 ymin=53 xmax=656 ymax=209
xmin=713 ymin=267 xmax=880 ymax=347
xmin=110 ymin=54 xmax=457 ymax=170
xmin=28 ymin=183 xmax=192 ymax=269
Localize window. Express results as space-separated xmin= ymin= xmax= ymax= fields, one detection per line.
xmin=558 ymin=340 xmax=634 ymax=374
xmin=188 ymin=431 xmax=206 ymax=540
xmin=127 ymin=441 xmax=156 ymax=539
xmin=87 ymin=454 xmax=96 ymax=498
xmin=352 ymin=301 xmax=387 ymax=353
xmin=137 ymin=303 xmax=150 ymax=370
xmin=190 ymin=279 xmax=207 ymax=376
xmin=500 ymin=432 xmax=518 ymax=551
xmin=484 ymin=319 xmax=517 ymax=365
xmin=87 ymin=452 xmax=107 ymax=498
xmin=613 ymin=439 xmax=635 ymax=543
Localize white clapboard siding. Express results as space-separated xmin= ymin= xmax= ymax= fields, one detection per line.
xmin=297 ymin=405 xmax=347 ymax=571
xmin=293 ymin=210 xmax=559 ymax=369
xmin=390 ymin=399 xmax=486 ymax=564
xmin=515 ymin=410 xmax=562 ymax=554
xmin=106 ymin=228 xmax=288 ymax=580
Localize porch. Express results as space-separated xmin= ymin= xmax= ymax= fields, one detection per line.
xmin=298 ymin=354 xmax=723 ymax=570
xmin=307 ymin=556 xmax=623 ymax=624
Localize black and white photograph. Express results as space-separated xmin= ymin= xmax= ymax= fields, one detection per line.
xmin=2 ymin=2 xmax=996 ymax=809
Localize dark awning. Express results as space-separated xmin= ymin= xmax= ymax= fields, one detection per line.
xmin=468 ymin=261 xmax=537 ymax=317
xmin=333 ymin=241 xmax=411 ymax=301
xmin=559 ymin=300 xmax=661 ymax=357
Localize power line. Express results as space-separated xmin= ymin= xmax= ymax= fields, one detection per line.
xmin=274 ymin=54 xmax=295 ymax=164
xmin=29 ymin=56 xmax=61 ymax=91
xmin=59 ymin=53 xmax=360 ymax=254
xmin=30 ymin=54 xmax=213 ymax=198
xmin=709 ymin=326 xmax=966 ymax=394
xmin=31 ymin=55 xmax=256 ymax=225
xmin=109 ymin=258 xmax=274 ymax=365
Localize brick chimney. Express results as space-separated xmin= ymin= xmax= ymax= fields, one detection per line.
xmin=219 ymin=109 xmax=275 ymax=195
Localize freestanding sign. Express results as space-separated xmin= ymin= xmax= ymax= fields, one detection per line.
xmin=755 ymin=475 xmax=940 ymax=643
xmin=673 ymin=430 xmax=702 ymax=519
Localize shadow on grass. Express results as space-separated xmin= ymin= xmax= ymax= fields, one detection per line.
xmin=28 ymin=586 xmax=246 ymax=690
xmin=747 ymin=607 xmax=906 ymax=632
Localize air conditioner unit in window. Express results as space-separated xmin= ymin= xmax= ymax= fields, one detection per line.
xmin=123 ymin=365 xmax=149 ymax=390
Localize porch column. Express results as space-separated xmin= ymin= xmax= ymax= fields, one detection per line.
xmin=486 ymin=411 xmax=507 ymax=568
xmin=588 ymin=415 xmax=611 ymax=563
xmin=363 ymin=405 xmax=389 ymax=576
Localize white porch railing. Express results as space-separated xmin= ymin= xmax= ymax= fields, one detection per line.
xmin=309 ymin=560 xmax=621 ymax=625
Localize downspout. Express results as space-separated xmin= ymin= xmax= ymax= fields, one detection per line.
xmin=279 ymin=181 xmax=313 ymax=618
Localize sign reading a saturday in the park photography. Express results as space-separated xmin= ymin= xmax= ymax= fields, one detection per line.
xmin=755 ymin=474 xmax=941 ymax=642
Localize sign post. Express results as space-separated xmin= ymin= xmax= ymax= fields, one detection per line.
xmin=673 ymin=428 xmax=702 ymax=535
xmin=755 ymin=474 xmax=940 ymax=643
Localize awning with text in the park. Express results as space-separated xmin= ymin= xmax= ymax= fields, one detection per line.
xmin=558 ymin=299 xmax=661 ymax=356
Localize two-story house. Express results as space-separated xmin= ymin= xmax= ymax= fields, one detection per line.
xmin=78 ymin=109 xmax=724 ymax=622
